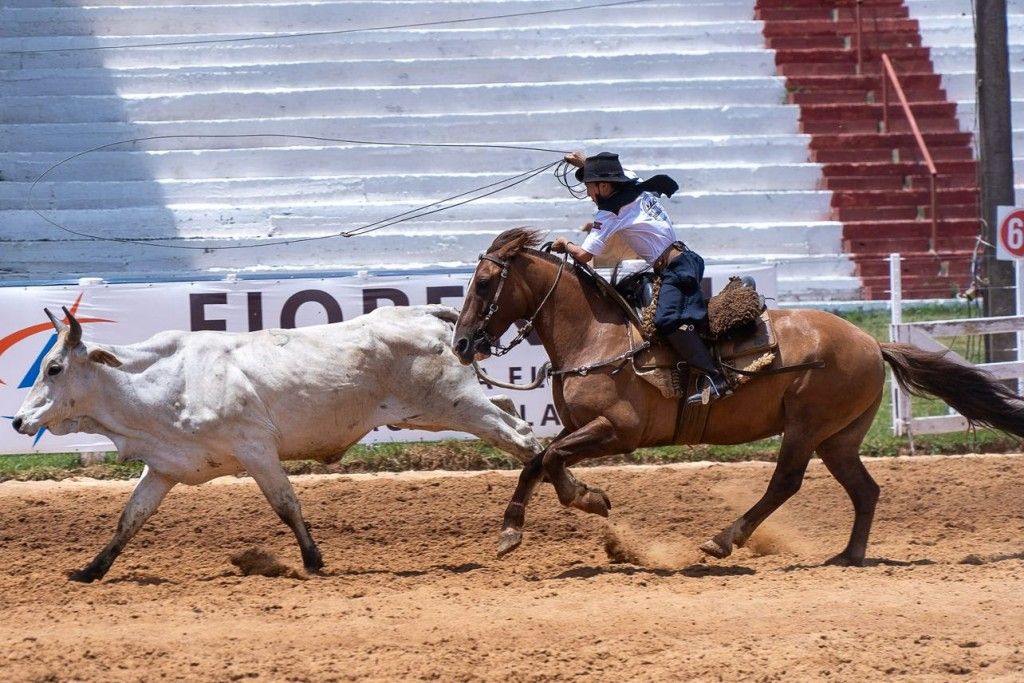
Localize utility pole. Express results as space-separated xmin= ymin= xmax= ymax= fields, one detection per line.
xmin=975 ymin=1 xmax=1016 ymax=359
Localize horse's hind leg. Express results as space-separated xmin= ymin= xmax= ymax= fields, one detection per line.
xmin=701 ymin=429 xmax=816 ymax=560
xmin=815 ymin=398 xmax=881 ymax=566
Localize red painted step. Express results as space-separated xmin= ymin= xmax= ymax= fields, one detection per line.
xmin=762 ymin=0 xmax=978 ymax=299
xmin=845 ymin=236 xmax=978 ymax=254
xmin=762 ymin=19 xmax=920 ymax=37
xmin=834 ymin=203 xmax=979 ymax=221
xmin=758 ymin=7 xmax=908 ymax=21
xmin=830 ymin=187 xmax=978 ymax=207
xmin=810 ymin=132 xmax=971 ymax=150
xmin=813 ymin=146 xmax=973 ymax=163
xmin=843 ymin=218 xmax=977 ymax=239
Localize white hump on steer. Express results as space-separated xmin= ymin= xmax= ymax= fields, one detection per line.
xmin=11 ymin=304 xmax=541 ymax=582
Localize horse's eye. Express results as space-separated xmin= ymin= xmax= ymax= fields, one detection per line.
xmin=46 ymin=363 xmax=62 ymax=377
xmin=475 ymin=279 xmax=490 ymax=294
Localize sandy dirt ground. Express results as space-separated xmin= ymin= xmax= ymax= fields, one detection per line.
xmin=1 ymin=453 xmax=1023 ymax=682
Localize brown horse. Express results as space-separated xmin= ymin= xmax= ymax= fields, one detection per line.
xmin=451 ymin=228 xmax=1024 ymax=566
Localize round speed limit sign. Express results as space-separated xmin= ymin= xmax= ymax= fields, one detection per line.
xmin=998 ymin=207 xmax=1024 ymax=259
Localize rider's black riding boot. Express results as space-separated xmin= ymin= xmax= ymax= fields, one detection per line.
xmin=663 ymin=328 xmax=732 ymax=404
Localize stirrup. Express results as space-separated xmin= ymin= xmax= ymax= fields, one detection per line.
xmin=686 ymin=373 xmax=732 ymax=405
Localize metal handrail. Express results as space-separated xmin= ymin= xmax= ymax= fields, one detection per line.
xmin=880 ymin=52 xmax=940 ymax=253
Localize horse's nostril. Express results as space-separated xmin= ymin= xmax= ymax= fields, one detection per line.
xmin=455 ymin=338 xmax=469 ymax=355
xmin=11 ymin=417 xmax=23 ymax=432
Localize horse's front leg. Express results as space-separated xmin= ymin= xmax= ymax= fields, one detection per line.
xmin=542 ymin=416 xmax=622 ymax=516
xmin=497 ymin=418 xmax=626 ymax=557
xmin=497 ymin=451 xmax=546 ymax=558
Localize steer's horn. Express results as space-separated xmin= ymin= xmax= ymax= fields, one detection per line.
xmin=62 ymin=306 xmax=82 ymax=346
xmin=44 ymin=308 xmax=66 ymax=334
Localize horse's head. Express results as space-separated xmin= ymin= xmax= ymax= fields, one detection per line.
xmin=451 ymin=228 xmax=546 ymax=364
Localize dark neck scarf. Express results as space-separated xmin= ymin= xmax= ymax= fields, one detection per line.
xmin=595 ymin=174 xmax=679 ymax=214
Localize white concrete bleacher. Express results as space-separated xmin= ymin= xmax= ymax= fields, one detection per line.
xmin=905 ymin=0 xmax=1024 ymax=201
xmin=0 ymin=0 xmax=860 ymax=300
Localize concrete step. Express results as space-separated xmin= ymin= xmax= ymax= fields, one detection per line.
xmin=0 ymin=26 xmax=769 ymax=66
xmin=3 ymin=54 xmax=784 ymax=95
xmin=0 ymin=23 xmax=769 ymax=70
xmin=0 ymin=2 xmax=761 ymax=38
xmin=1 ymin=77 xmax=789 ymax=124
xmin=0 ymin=216 xmax=845 ymax=274
xmin=0 ymin=164 xmax=828 ymax=210
xmin=0 ymin=136 xmax=820 ymax=182
xmin=0 ymin=106 xmax=805 ymax=152
xmin=2 ymin=190 xmax=836 ymax=240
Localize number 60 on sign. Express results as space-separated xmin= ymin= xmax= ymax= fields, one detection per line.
xmin=997 ymin=206 xmax=1024 ymax=260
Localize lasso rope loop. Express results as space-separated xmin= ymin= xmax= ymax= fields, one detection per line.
xmin=27 ymin=134 xmax=573 ymax=251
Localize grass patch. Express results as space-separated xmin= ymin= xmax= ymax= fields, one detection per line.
xmin=2 ymin=301 xmax=1018 ymax=481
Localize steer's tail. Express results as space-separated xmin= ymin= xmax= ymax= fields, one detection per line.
xmin=424 ymin=304 xmax=460 ymax=324
xmin=881 ymin=342 xmax=1024 ymax=437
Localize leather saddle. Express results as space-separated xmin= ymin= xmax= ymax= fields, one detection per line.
xmin=598 ymin=267 xmax=778 ymax=399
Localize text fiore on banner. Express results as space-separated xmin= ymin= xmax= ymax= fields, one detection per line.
xmin=0 ymin=266 xmax=776 ymax=455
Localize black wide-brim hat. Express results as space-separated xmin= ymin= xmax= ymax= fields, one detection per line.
xmin=574 ymin=151 xmax=632 ymax=183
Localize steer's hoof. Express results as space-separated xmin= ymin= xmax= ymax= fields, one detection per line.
xmin=700 ymin=538 xmax=732 ymax=560
xmin=496 ymin=529 xmax=523 ymax=558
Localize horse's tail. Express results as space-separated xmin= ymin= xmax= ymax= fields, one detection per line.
xmin=880 ymin=342 xmax=1024 ymax=437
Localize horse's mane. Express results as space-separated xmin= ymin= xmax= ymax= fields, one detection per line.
xmin=486 ymin=227 xmax=546 ymax=254
xmin=485 ymin=227 xmax=606 ymax=296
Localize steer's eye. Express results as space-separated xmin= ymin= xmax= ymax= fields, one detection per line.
xmin=46 ymin=363 xmax=62 ymax=377
xmin=475 ymin=278 xmax=490 ymax=294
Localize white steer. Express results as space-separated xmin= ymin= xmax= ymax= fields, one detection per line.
xmin=11 ymin=304 xmax=541 ymax=582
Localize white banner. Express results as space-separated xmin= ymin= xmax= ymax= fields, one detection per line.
xmin=0 ymin=265 xmax=776 ymax=455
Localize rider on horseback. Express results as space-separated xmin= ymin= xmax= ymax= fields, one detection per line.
xmin=551 ymin=151 xmax=731 ymax=404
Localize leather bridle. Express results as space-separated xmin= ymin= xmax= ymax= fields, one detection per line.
xmin=472 ymin=251 xmax=567 ymax=357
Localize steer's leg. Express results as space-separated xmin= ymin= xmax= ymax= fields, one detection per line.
xmin=70 ymin=466 xmax=175 ymax=583
xmin=242 ymin=453 xmax=323 ymax=573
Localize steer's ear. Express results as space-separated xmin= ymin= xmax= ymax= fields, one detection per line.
xmin=88 ymin=348 xmax=123 ymax=368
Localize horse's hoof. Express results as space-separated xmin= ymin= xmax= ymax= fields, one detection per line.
xmin=824 ymin=552 xmax=864 ymax=567
xmin=576 ymin=487 xmax=611 ymax=517
xmin=497 ymin=529 xmax=523 ymax=558
xmin=700 ymin=538 xmax=732 ymax=559
xmin=68 ymin=569 xmax=99 ymax=583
